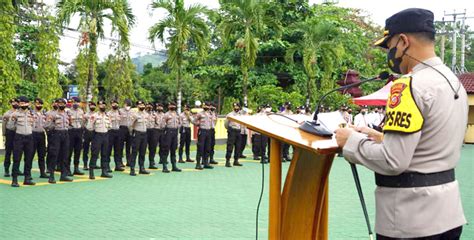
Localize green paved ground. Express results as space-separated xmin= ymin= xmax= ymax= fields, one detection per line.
xmin=0 ymin=145 xmax=472 ymax=239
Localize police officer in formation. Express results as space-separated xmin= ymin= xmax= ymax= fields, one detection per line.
xmin=161 ymin=102 xmax=182 ymax=173
xmin=3 ymin=98 xmax=21 ymax=177
xmin=146 ymin=102 xmax=159 ymax=169
xmin=178 ymin=104 xmax=193 ymax=163
xmin=193 ymin=102 xmax=214 ymax=170
xmin=208 ymin=103 xmax=218 ymax=165
xmin=67 ymin=97 xmax=84 ymax=175
xmin=224 ymin=103 xmax=243 ymax=167
xmin=107 ymin=100 xmax=124 ymax=171
xmin=82 ymin=102 xmax=96 ymax=170
xmin=119 ymin=99 xmax=133 ymax=167
xmin=32 ymin=98 xmax=48 ymax=178
xmin=129 ymin=100 xmax=149 ymax=176
xmin=251 ymin=105 xmax=269 ymax=164
xmin=89 ymin=100 xmax=112 ymax=179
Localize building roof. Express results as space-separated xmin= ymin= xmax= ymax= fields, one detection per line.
xmin=459 ymin=73 xmax=474 ymax=94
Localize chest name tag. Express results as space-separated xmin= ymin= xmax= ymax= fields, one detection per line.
xmin=383 ymin=76 xmax=424 ymax=133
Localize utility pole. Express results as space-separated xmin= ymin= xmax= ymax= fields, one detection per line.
xmin=459 ymin=15 xmax=474 ymax=73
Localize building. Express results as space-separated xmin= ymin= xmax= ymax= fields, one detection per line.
xmin=459 ymin=73 xmax=474 ymax=143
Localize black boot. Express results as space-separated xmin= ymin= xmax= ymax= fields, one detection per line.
xmin=203 ymin=164 xmax=214 ymax=169
xmin=101 ymin=168 xmax=113 ymax=178
xmin=225 ymin=159 xmax=232 ymax=167
xmin=195 ymin=157 xmax=203 ymax=170
xmin=73 ymin=165 xmax=84 ymax=175
xmin=23 ymin=178 xmax=36 ymax=186
xmin=48 ymin=174 xmax=56 ymax=184
xmin=186 ymin=157 xmax=194 ymax=163
xmin=149 ymin=161 xmax=158 ymax=169
xmin=89 ymin=168 xmax=95 ymax=180
xmin=114 ymin=164 xmax=125 ymax=171
xmin=178 ymin=158 xmax=186 ymax=163
xmin=139 ymin=167 xmax=150 ymax=174
xmin=4 ymin=168 xmax=11 ymax=177
xmin=130 ymin=168 xmax=136 ymax=176
xmin=60 ymin=175 xmax=73 ymax=182
xmin=233 ymin=160 xmax=243 ymax=167
xmin=171 ymin=163 xmax=182 ymax=172
xmin=162 ymin=164 xmax=170 ymax=173
xmin=11 ymin=176 xmax=20 ymax=187
xmin=39 ymin=167 xmax=49 ymax=178
xmin=83 ymin=162 xmax=89 ymax=170
xmin=209 ymin=159 xmax=219 ymax=165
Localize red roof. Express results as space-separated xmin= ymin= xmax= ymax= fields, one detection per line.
xmin=459 ymin=73 xmax=474 ymax=94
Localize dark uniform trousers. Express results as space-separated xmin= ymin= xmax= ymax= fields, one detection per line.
xmin=225 ymin=129 xmax=241 ymax=161
xmin=12 ymin=133 xmax=34 ymax=178
xmin=45 ymin=130 xmax=55 ymax=170
xmin=32 ymin=131 xmax=47 ymax=173
xmin=90 ymin=132 xmax=109 ymax=169
xmin=147 ymin=128 xmax=159 ymax=167
xmin=3 ymin=129 xmax=15 ymax=171
xmin=179 ymin=127 xmax=191 ymax=161
xmin=107 ymin=129 xmax=122 ymax=167
xmin=239 ymin=133 xmax=247 ymax=156
xmin=281 ymin=143 xmax=290 ymax=160
xmin=161 ymin=128 xmax=178 ymax=165
xmin=377 ymin=226 xmax=462 ymax=240
xmin=68 ymin=128 xmax=83 ymax=168
xmin=48 ymin=130 xmax=70 ymax=177
xmin=157 ymin=129 xmax=165 ymax=164
xmin=196 ymin=129 xmax=211 ymax=165
xmin=119 ymin=126 xmax=132 ymax=165
xmin=252 ymin=134 xmax=268 ymax=159
xmin=130 ymin=131 xmax=147 ymax=168
xmin=210 ymin=128 xmax=216 ymax=160
xmin=82 ymin=130 xmax=94 ymax=167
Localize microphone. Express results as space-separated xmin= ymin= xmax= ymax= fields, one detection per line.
xmin=299 ymin=71 xmax=391 ymax=137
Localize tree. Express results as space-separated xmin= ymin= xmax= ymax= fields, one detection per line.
xmin=219 ymin=0 xmax=281 ymax=106
xmin=148 ymin=0 xmax=209 ymax=113
xmin=36 ymin=13 xmax=63 ymax=107
xmin=56 ymin=0 xmax=135 ymax=102
xmin=0 ymin=1 xmax=21 ymax=113
xmin=102 ymin=48 xmax=135 ymax=102
xmin=285 ymin=18 xmax=344 ymax=105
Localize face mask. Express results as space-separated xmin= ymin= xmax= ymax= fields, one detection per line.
xmin=138 ymin=107 xmax=145 ymax=111
xmin=157 ymin=108 xmax=163 ymax=112
xmin=375 ymin=110 xmax=378 ymax=113
xmin=234 ymin=108 xmax=239 ymax=112
xmin=90 ymin=107 xmax=96 ymax=112
xmin=13 ymin=105 xmax=19 ymax=109
xmin=59 ymin=106 xmax=66 ymax=110
xmin=169 ymin=107 xmax=176 ymax=111
xmin=125 ymin=106 xmax=131 ymax=110
xmin=387 ymin=38 xmax=409 ymax=74
xmin=36 ymin=106 xmax=43 ymax=111
xmin=73 ymin=104 xmax=79 ymax=109
xmin=99 ymin=107 xmax=106 ymax=112
xmin=53 ymin=105 xmax=58 ymax=110
xmin=203 ymin=107 xmax=209 ymax=111
xmin=112 ymin=105 xmax=118 ymax=110
xmin=21 ymin=105 xmax=29 ymax=110
xmin=361 ymin=111 xmax=366 ymax=115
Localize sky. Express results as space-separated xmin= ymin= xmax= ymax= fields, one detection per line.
xmin=43 ymin=0 xmax=474 ymax=64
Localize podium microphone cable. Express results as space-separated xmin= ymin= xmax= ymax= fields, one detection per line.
xmin=255 ymin=158 xmax=265 ymax=240
xmin=350 ymin=163 xmax=374 ymax=240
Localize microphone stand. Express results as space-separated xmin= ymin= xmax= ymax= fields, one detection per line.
xmin=299 ymin=74 xmax=388 ymax=137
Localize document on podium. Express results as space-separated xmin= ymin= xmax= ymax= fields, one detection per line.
xmin=315 ymin=111 xmax=348 ymax=133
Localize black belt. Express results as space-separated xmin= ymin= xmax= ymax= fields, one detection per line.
xmin=375 ymin=169 xmax=455 ymax=188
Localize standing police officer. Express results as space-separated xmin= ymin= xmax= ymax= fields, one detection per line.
xmin=82 ymin=102 xmax=97 ymax=170
xmin=209 ymin=103 xmax=218 ymax=165
xmin=10 ymin=96 xmax=35 ymax=187
xmin=335 ymin=8 xmax=467 ymax=239
xmin=46 ymin=98 xmax=73 ymax=183
xmin=89 ymin=100 xmax=112 ymax=179
xmin=2 ymin=98 xmax=19 ymax=177
xmin=155 ymin=103 xmax=166 ymax=165
xmin=67 ymin=97 xmax=84 ymax=175
xmin=178 ymin=104 xmax=193 ymax=163
xmin=129 ymin=100 xmax=149 ymax=176
xmin=161 ymin=102 xmax=182 ymax=173
xmin=45 ymin=100 xmax=58 ymax=174
xmin=32 ymin=98 xmax=49 ymax=178
xmin=224 ymin=103 xmax=243 ymax=167
xmin=193 ymin=102 xmax=213 ymax=170
xmin=107 ymin=100 xmax=124 ymax=171
xmin=119 ymin=99 xmax=133 ymax=167
xmin=146 ymin=103 xmax=159 ymax=169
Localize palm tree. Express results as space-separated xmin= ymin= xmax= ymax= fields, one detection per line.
xmin=285 ymin=19 xmax=344 ymax=105
xmin=148 ymin=0 xmax=209 ymax=113
xmin=57 ymin=0 xmax=135 ymax=101
xmin=219 ymin=0 xmax=281 ymax=106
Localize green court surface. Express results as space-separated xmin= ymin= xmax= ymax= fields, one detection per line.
xmin=0 ymin=145 xmax=472 ymax=239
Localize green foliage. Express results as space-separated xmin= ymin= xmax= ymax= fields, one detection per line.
xmin=102 ymin=50 xmax=135 ymax=102
xmin=16 ymin=79 xmax=38 ymax=101
xmin=248 ymin=85 xmax=305 ymax=110
xmin=75 ymin=49 xmax=98 ymax=101
xmin=36 ymin=16 xmax=62 ymax=108
xmin=0 ymin=2 xmax=20 ymax=114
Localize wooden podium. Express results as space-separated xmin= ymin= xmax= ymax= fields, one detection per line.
xmin=228 ymin=114 xmax=339 ymax=240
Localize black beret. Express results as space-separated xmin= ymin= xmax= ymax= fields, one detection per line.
xmin=17 ymin=96 xmax=29 ymax=103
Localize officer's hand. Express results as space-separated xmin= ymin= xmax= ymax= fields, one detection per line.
xmin=355 ymin=126 xmax=384 ymax=143
xmin=334 ymin=128 xmax=355 ymax=148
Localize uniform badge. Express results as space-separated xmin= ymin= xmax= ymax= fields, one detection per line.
xmin=389 ymin=83 xmax=407 ymax=108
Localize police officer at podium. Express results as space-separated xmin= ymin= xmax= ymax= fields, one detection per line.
xmin=335 ymin=8 xmax=467 ymax=239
